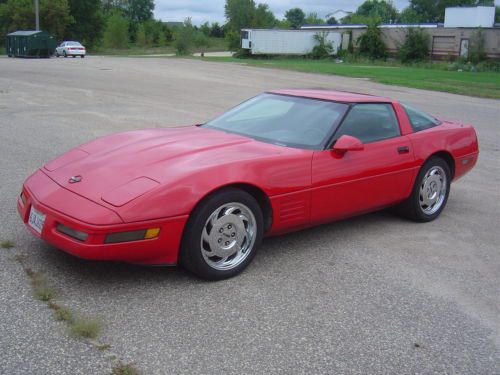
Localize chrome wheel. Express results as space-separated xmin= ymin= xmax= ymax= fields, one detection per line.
xmin=200 ymin=202 xmax=256 ymax=271
xmin=419 ymin=166 xmax=447 ymax=215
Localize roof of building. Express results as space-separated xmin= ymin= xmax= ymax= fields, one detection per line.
xmin=7 ymin=30 xmax=45 ymax=36
xmin=268 ymin=89 xmax=393 ymax=103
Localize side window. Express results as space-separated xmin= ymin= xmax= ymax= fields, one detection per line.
xmin=402 ymin=103 xmax=441 ymax=132
xmin=334 ymin=103 xmax=400 ymax=143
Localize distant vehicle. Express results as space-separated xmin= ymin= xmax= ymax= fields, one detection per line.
xmin=55 ymin=41 xmax=85 ymax=58
xmin=241 ymin=29 xmax=341 ymax=55
xmin=18 ymin=90 xmax=479 ymax=280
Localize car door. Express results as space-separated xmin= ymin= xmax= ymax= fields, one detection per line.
xmin=310 ymin=102 xmax=417 ymax=225
xmin=57 ymin=42 xmax=64 ymax=54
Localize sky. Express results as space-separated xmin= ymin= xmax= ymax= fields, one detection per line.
xmin=154 ymin=0 xmax=413 ymax=24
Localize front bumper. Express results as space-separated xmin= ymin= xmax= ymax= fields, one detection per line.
xmin=18 ymin=170 xmax=188 ymax=265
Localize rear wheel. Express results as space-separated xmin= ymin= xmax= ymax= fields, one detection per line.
xmin=180 ymin=188 xmax=264 ymax=280
xmin=399 ymin=157 xmax=451 ymax=222
xmin=81 ymin=55 xmax=85 ymax=58
xmin=63 ymin=51 xmax=67 ymax=58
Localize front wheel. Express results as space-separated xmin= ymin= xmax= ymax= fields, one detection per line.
xmin=399 ymin=157 xmax=451 ymax=222
xmin=180 ymin=188 xmax=264 ymax=280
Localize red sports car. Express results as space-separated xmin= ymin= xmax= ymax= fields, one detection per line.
xmin=18 ymin=90 xmax=479 ymax=279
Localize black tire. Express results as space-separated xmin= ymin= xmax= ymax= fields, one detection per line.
xmin=180 ymin=188 xmax=264 ymax=280
xmin=72 ymin=55 xmax=76 ymax=58
xmin=64 ymin=51 xmax=67 ymax=58
xmin=398 ymin=157 xmax=451 ymax=222
xmin=81 ymin=55 xmax=85 ymax=58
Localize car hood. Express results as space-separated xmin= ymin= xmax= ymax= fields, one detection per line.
xmin=42 ymin=126 xmax=291 ymax=209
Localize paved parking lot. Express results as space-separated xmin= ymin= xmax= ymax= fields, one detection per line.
xmin=0 ymin=56 xmax=499 ymax=375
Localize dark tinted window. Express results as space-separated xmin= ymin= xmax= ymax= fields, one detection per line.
xmin=334 ymin=103 xmax=400 ymax=143
xmin=402 ymin=103 xmax=441 ymax=132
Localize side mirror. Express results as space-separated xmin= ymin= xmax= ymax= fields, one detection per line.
xmin=332 ymin=135 xmax=364 ymax=154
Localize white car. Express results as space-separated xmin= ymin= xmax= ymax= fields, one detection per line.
xmin=55 ymin=41 xmax=86 ymax=58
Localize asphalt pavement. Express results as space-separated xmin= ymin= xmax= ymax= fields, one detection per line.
xmin=0 ymin=56 xmax=498 ymax=375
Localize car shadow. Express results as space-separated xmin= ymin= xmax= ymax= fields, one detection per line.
xmin=31 ymin=209 xmax=408 ymax=288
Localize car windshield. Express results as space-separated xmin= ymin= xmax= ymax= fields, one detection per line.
xmin=204 ymin=93 xmax=348 ymax=149
xmin=66 ymin=42 xmax=82 ymax=46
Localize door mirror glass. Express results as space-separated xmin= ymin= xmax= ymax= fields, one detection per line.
xmin=332 ymin=135 xmax=364 ymax=154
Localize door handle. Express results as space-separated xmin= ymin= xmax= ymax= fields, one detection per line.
xmin=397 ymin=146 xmax=410 ymax=154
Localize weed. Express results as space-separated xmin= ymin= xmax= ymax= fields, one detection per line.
xmin=112 ymin=362 xmax=141 ymax=375
xmin=1 ymin=240 xmax=14 ymax=249
xmin=48 ymin=302 xmax=75 ymax=323
xmin=97 ymin=343 xmax=111 ymax=351
xmin=70 ymin=317 xmax=102 ymax=339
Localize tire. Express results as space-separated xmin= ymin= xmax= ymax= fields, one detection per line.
xmin=81 ymin=55 xmax=85 ymax=58
xmin=55 ymin=52 xmax=59 ymax=57
xmin=398 ymin=157 xmax=451 ymax=222
xmin=180 ymin=188 xmax=264 ymax=280
xmin=64 ymin=51 xmax=67 ymax=58
xmin=72 ymin=55 xmax=76 ymax=58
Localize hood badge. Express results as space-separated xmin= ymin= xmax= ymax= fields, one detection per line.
xmin=68 ymin=175 xmax=82 ymax=184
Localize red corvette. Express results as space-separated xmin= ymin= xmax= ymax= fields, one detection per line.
xmin=18 ymin=90 xmax=479 ymax=279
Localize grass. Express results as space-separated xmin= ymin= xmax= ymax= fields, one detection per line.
xmin=201 ymin=56 xmax=500 ymax=99
xmin=1 ymin=240 xmax=14 ymax=249
xmin=112 ymin=363 xmax=141 ymax=375
xmin=24 ymin=268 xmax=58 ymax=301
xmin=69 ymin=317 xmax=102 ymax=339
xmin=93 ymin=37 xmax=227 ymax=56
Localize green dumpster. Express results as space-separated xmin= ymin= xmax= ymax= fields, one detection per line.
xmin=6 ymin=30 xmax=56 ymax=58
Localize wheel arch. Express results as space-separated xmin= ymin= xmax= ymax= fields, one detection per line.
xmin=189 ymin=183 xmax=273 ymax=232
xmin=426 ymin=151 xmax=455 ymax=179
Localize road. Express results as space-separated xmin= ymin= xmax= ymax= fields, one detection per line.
xmin=0 ymin=56 xmax=499 ymax=375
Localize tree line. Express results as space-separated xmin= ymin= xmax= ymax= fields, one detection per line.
xmin=1 ymin=0 xmax=498 ymax=52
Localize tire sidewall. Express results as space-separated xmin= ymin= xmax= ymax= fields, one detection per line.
xmin=411 ymin=157 xmax=451 ymax=222
xmin=180 ymin=188 xmax=264 ymax=280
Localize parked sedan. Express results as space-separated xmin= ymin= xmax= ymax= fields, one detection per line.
xmin=55 ymin=41 xmax=85 ymax=58
xmin=18 ymin=90 xmax=479 ymax=280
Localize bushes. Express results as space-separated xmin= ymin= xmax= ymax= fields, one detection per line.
xmin=357 ymin=20 xmax=387 ymax=60
xmin=310 ymin=32 xmax=333 ymax=59
xmin=398 ymin=28 xmax=429 ymax=63
xmin=469 ymin=27 xmax=486 ymax=65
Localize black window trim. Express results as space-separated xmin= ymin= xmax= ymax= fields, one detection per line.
xmin=325 ymin=102 xmax=402 ymax=149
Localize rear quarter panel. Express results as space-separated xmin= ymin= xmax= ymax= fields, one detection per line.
xmin=408 ymin=120 xmax=479 ymax=180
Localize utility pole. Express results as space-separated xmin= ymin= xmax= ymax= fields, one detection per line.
xmin=34 ymin=0 xmax=39 ymax=31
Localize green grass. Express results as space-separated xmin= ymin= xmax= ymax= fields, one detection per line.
xmin=69 ymin=317 xmax=102 ymax=339
xmin=93 ymin=37 xmax=227 ymax=56
xmin=112 ymin=363 xmax=141 ymax=375
xmin=1 ymin=240 xmax=14 ymax=249
xmin=202 ymin=57 xmax=500 ymax=99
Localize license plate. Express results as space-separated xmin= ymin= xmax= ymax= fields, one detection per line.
xmin=28 ymin=206 xmax=46 ymax=235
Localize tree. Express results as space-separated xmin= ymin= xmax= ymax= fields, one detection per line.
xmin=326 ymin=16 xmax=338 ymax=25
xmin=356 ymin=0 xmax=398 ymax=23
xmin=253 ymin=3 xmax=275 ymax=28
xmin=469 ymin=27 xmax=486 ymax=64
xmin=200 ymin=22 xmax=210 ymax=37
xmin=135 ymin=23 xmax=148 ymax=46
xmin=174 ymin=17 xmax=194 ymax=55
xmin=398 ymin=7 xmax=422 ymax=23
xmin=67 ymin=0 xmax=104 ymax=48
xmin=225 ymin=0 xmax=256 ymax=32
xmin=310 ymin=32 xmax=333 ymax=59
xmin=305 ymin=12 xmax=325 ymax=25
xmin=408 ymin=0 xmax=491 ymax=23
xmin=103 ymin=10 xmax=129 ymax=48
xmin=397 ymin=27 xmax=429 ymax=62
xmin=0 ymin=0 xmax=73 ymax=41
xmin=357 ymin=20 xmax=387 ymax=60
xmin=285 ymin=7 xmax=305 ymax=29
xmin=209 ymin=22 xmax=224 ymax=38
xmin=126 ymin=0 xmax=153 ymax=23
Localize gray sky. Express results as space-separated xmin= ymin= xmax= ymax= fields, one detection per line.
xmin=154 ymin=0 xmax=412 ymax=24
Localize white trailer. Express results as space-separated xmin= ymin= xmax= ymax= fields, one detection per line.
xmin=241 ymin=29 xmax=342 ymax=56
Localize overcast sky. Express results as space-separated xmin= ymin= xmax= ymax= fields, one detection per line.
xmin=154 ymin=0 xmax=499 ymax=24
xmin=153 ymin=0 xmax=408 ymax=24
